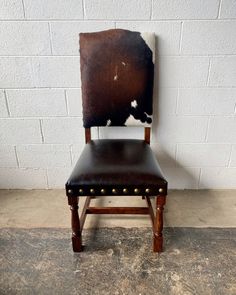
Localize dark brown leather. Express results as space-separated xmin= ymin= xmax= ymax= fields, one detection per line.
xmin=66 ymin=139 xmax=167 ymax=197
xmin=79 ymin=29 xmax=154 ymax=128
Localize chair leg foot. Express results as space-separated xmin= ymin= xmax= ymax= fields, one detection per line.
xmin=153 ymin=234 xmax=163 ymax=252
xmin=153 ymin=195 xmax=166 ymax=253
xmin=72 ymin=234 xmax=82 ymax=252
xmin=68 ymin=196 xmax=83 ymax=252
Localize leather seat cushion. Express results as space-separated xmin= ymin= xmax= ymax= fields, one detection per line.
xmin=66 ymin=139 xmax=167 ymax=196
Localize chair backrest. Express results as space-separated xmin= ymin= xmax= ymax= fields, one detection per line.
xmin=79 ymin=29 xmax=155 ymax=129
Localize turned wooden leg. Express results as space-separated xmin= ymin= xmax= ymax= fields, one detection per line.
xmin=68 ymin=196 xmax=82 ymax=252
xmin=153 ymin=195 xmax=166 ymax=252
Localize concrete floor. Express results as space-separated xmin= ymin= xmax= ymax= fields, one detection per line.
xmin=1 ymin=189 xmax=236 ymax=294
xmin=1 ymin=227 xmax=236 ymax=295
xmin=0 ymin=189 xmax=236 ymax=228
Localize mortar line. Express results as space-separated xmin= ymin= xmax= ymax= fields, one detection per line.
xmin=48 ymin=22 xmax=53 ymax=55
xmin=197 ymin=168 xmax=202 ymax=189
xmin=150 ymin=0 xmax=153 ymax=19
xmin=227 ymin=145 xmax=233 ymax=167
xmin=206 ymin=58 xmax=212 ymax=86
xmin=68 ymin=144 xmax=73 ymax=166
xmin=179 ymin=21 xmax=183 ymax=54
xmin=21 ymin=0 xmax=26 ymax=19
xmin=82 ymin=0 xmax=86 ymax=19
xmin=4 ymin=90 xmax=11 ymax=116
xmin=217 ymin=0 xmax=223 ymax=19
xmin=39 ymin=119 xmax=45 ymax=143
xmin=45 ymin=168 xmax=49 ymax=189
xmin=175 ymin=88 xmax=180 ymax=115
xmin=204 ymin=116 xmax=211 ymax=142
xmin=64 ymin=89 xmax=69 ymax=115
xmin=2 ymin=18 xmax=236 ymax=22
xmin=174 ymin=143 xmax=178 ymax=167
xmin=14 ymin=146 xmax=20 ymax=168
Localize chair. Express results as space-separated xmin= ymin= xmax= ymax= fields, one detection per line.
xmin=65 ymin=29 xmax=168 ymax=252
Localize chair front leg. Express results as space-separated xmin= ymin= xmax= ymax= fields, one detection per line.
xmin=68 ymin=196 xmax=82 ymax=252
xmin=153 ymin=195 xmax=166 ymax=252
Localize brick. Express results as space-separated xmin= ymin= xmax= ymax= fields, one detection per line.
xmin=42 ymin=118 xmax=84 ymax=143
xmin=0 ymin=57 xmax=34 ymax=88
xmin=66 ymin=89 xmax=83 ymax=116
xmin=229 ymin=145 xmax=236 ymax=166
xmin=152 ymin=0 xmax=220 ymax=19
xmin=51 ymin=21 xmax=115 ymax=55
xmin=32 ymin=57 xmax=81 ymax=87
xmin=156 ymin=88 xmax=178 ymax=119
xmin=0 ymin=168 xmax=47 ymax=188
xmin=208 ymin=57 xmax=236 ymax=87
xmin=85 ymin=0 xmax=151 ymax=20
xmin=0 ymin=22 xmax=51 ymax=55
xmin=0 ymin=91 xmax=8 ymax=117
xmin=162 ymin=167 xmax=200 ymax=189
xmin=0 ymin=145 xmax=18 ymax=167
xmin=181 ymin=21 xmax=236 ymax=55
xmin=177 ymin=88 xmax=236 ymax=115
xmin=220 ymin=0 xmax=236 ymax=19
xmin=16 ymin=144 xmax=71 ymax=168
xmin=24 ymin=0 xmax=83 ymax=19
xmin=99 ymin=127 xmax=144 ymax=139
xmin=0 ymin=0 xmax=24 ymax=19
xmin=157 ymin=116 xmax=208 ymax=142
xmin=116 ymin=21 xmax=181 ymax=55
xmin=7 ymin=89 xmax=67 ymax=117
xmin=71 ymin=144 xmax=84 ymax=165
xmin=47 ymin=167 xmax=72 ymax=188
xmin=151 ymin=142 xmax=176 ymax=167
xmin=159 ymin=57 xmax=209 ymax=87
xmin=0 ymin=119 xmax=42 ymax=144
xmin=176 ymin=144 xmax=231 ymax=167
xmin=207 ymin=117 xmax=236 ymax=143
xmin=199 ymin=167 xmax=236 ymax=188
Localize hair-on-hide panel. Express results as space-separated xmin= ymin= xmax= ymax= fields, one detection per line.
xmin=79 ymin=29 xmax=155 ymax=128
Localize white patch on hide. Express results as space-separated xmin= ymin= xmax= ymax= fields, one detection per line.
xmin=140 ymin=32 xmax=155 ymax=63
xmin=125 ymin=114 xmax=139 ymax=126
xmin=131 ymin=100 xmax=137 ymax=108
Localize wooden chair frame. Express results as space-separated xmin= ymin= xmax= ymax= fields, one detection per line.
xmin=67 ymin=127 xmax=167 ymax=252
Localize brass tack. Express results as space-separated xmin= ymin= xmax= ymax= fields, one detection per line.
xmin=79 ymin=189 xmax=83 ymax=194
xmin=68 ymin=189 xmax=73 ymax=194
xmin=101 ymin=189 xmax=105 ymax=194
xmin=134 ymin=188 xmax=139 ymax=194
xmin=159 ymin=188 xmax=164 ymax=193
xmin=145 ymin=188 xmax=150 ymax=193
xmin=123 ymin=188 xmax=128 ymax=193
xmin=90 ymin=188 xmax=95 ymax=193
xmin=112 ymin=188 xmax=117 ymax=194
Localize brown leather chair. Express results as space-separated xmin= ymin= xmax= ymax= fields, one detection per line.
xmin=65 ymin=29 xmax=168 ymax=252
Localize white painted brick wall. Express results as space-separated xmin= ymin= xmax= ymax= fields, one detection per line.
xmin=208 ymin=56 xmax=236 ymax=86
xmin=0 ymin=0 xmax=235 ymax=189
xmin=152 ymin=0 xmax=220 ymax=20
xmin=0 ymin=22 xmax=51 ymax=55
xmin=50 ymin=21 xmax=115 ymax=55
xmin=85 ymin=0 xmax=152 ymax=20
xmin=24 ymin=0 xmax=83 ymax=20
xmin=7 ymin=89 xmax=67 ymax=117
xmin=16 ymin=144 xmax=71 ymax=168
